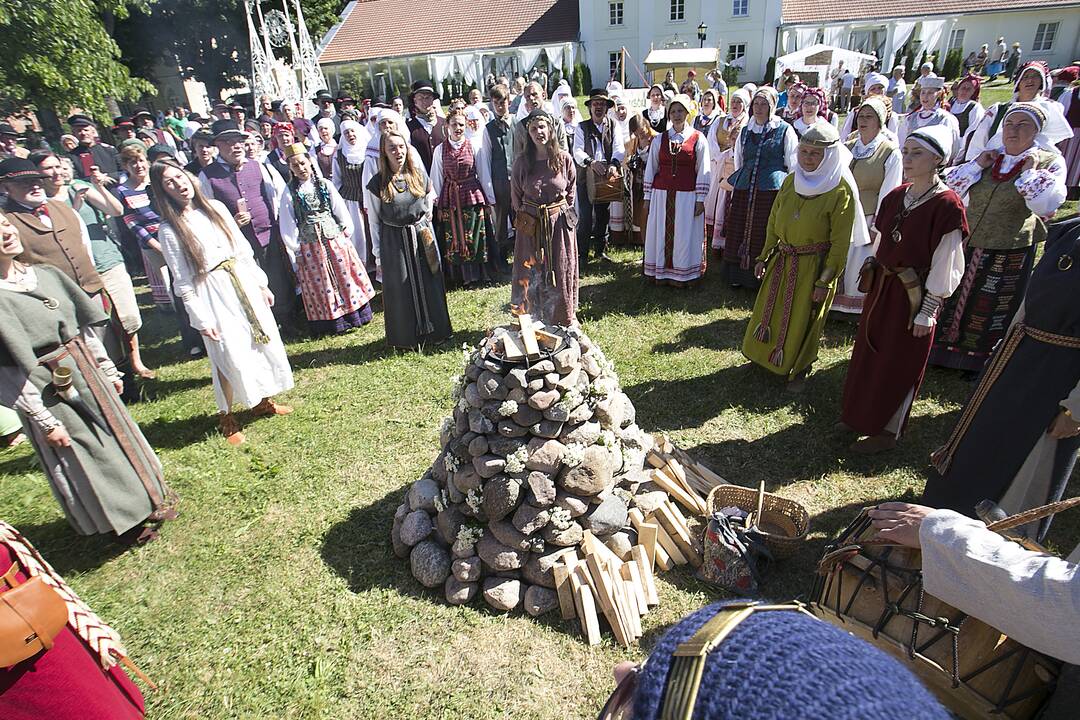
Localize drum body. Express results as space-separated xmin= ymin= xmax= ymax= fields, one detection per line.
xmin=587 ymin=167 xmax=624 ymax=204
xmin=810 ymin=510 xmax=1060 ymax=720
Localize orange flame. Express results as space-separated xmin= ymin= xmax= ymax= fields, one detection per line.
xmin=511 ymin=256 xmax=538 ymax=317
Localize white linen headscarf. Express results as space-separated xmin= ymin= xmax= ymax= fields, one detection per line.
xmin=793 ymin=122 xmax=871 ymax=250
xmin=339 ymin=119 xmax=368 ymax=164
xmin=863 ymin=72 xmax=889 ymax=95
xmin=987 ymin=100 xmax=1071 ymax=154
xmin=365 ymin=109 xmax=407 ymax=160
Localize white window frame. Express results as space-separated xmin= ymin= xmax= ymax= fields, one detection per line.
xmin=609 ymin=1 xmax=624 ymax=26
xmin=727 ymin=43 xmax=747 ymax=63
xmin=609 ymin=51 xmax=623 ymax=80
xmin=948 ymin=28 xmax=965 ymax=52
xmin=732 ymin=0 xmax=749 ymax=17
xmin=1033 ymin=22 xmax=1059 ymax=52
xmin=670 ymin=0 xmax=685 ymax=22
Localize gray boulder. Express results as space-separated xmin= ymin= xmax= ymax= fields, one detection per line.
xmin=410 ymin=540 xmax=451 ymax=588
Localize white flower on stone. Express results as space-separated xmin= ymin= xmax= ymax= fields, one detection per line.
xmin=562 ymin=442 xmax=586 ymax=468
xmin=549 ymin=505 xmax=573 ymax=530
xmin=597 ymin=430 xmax=618 ymax=448
xmin=450 ymin=374 xmax=464 ymax=400
xmin=465 ymin=489 xmax=484 ymax=513
xmin=454 ymin=525 xmax=484 ymax=551
xmin=433 ymin=489 xmax=450 ymax=513
xmin=557 ymin=387 xmax=584 ymax=412
xmin=443 ymin=453 xmax=461 ymax=474
xmin=498 ymin=399 xmax=518 ymax=417
xmin=440 ymin=416 xmax=454 ymax=436
xmin=504 ymin=445 xmax=529 ymax=474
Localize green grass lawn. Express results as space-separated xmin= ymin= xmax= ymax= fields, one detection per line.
xmin=1 ymin=245 xmax=1077 ymax=718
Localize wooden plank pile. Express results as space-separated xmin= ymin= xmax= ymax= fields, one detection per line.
xmin=548 ymin=437 xmax=724 ymax=647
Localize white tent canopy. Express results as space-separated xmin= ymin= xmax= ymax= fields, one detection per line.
xmin=642 ymin=47 xmax=722 ymax=71
xmin=775 ymin=44 xmax=876 ymax=88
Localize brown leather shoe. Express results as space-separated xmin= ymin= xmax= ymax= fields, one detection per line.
xmin=219 ymin=413 xmax=246 ymax=445
xmin=849 ymin=433 xmax=897 ymax=455
xmin=252 ymin=398 xmax=293 ymax=417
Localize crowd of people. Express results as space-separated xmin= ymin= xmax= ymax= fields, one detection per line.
xmin=2 ymin=52 xmax=1080 ymax=719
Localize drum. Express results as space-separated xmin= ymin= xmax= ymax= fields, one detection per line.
xmin=810 ymin=509 xmax=1060 ymax=720
xmin=587 ymin=166 xmax=624 ymax=204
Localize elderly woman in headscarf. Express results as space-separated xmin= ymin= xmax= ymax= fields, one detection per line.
xmin=559 ymin=96 xmax=580 ymax=146
xmin=840 ymin=72 xmax=898 ymax=139
xmin=645 ymin=84 xmax=667 ymax=133
xmin=966 ymin=61 xmax=1062 ymax=161
xmin=622 ymin=112 xmax=658 ymax=246
xmin=741 ymin=121 xmax=859 ymax=391
xmin=929 ymin=101 xmax=1069 ymax=373
xmin=792 ymin=87 xmax=838 ymax=138
xmin=898 ymin=75 xmax=960 ymax=163
xmin=331 ymin=118 xmax=373 ymax=271
xmin=948 ymin=74 xmax=986 ymax=158
xmin=706 ymin=87 xmax=749 ymax=252
xmin=642 ymin=94 xmax=712 ymax=286
xmin=309 ymin=117 xmax=337 ymax=179
xmin=839 ymin=125 xmax=968 ymax=453
xmin=833 ymin=96 xmax=904 ymax=315
xmin=721 ymin=86 xmax=798 ymax=289
xmin=510 ymin=108 xmax=578 ymax=325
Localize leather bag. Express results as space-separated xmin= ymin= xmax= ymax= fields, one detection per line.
xmin=0 ymin=562 xmax=68 ymax=667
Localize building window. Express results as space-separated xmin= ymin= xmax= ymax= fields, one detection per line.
xmin=727 ymin=43 xmax=747 ymax=66
xmin=815 ymin=29 xmax=825 ymax=44
xmin=948 ymin=28 xmax=966 ymax=52
xmin=609 ymin=1 xmax=623 ymax=26
xmin=609 ymin=51 xmax=623 ymax=81
xmin=670 ymin=0 xmax=685 ymax=21
xmin=1033 ymin=22 xmax=1058 ymax=52
xmin=732 ymin=0 xmax=748 ymax=16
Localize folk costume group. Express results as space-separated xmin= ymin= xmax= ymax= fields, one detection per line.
xmin=4 ymin=60 xmax=1080 ymax=720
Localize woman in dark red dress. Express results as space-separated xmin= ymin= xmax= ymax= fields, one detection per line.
xmin=839 ymin=125 xmax=968 ymax=454
xmin=0 ymin=522 xmax=146 ymax=719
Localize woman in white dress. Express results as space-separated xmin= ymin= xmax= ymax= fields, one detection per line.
xmin=642 ymin=94 xmax=711 ymax=286
xmin=330 ymin=119 xmax=371 ymax=267
xmin=608 ymin=97 xmax=632 ymax=244
xmin=151 ymin=161 xmax=294 ymax=446
xmin=897 ymin=76 xmax=961 ymax=164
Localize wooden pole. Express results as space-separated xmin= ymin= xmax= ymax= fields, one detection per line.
xmin=621 ymin=46 xmax=626 ymax=88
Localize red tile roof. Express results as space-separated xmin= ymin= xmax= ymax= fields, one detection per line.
xmin=782 ymin=0 xmax=1078 ymax=24
xmin=319 ymin=0 xmax=580 ymax=64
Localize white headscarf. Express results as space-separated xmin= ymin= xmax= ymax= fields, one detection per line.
xmin=987 ymin=100 xmax=1072 ymax=154
xmin=730 ymin=89 xmax=751 ymax=119
xmin=793 ymin=123 xmax=871 ymax=250
xmin=339 ymin=119 xmax=368 ymax=164
xmin=366 ymin=109 xmax=406 ymax=159
xmin=551 ymin=79 xmax=574 ymax=118
xmin=863 ymin=72 xmax=889 ymax=95
xmin=316 ymin=117 xmax=337 ymax=154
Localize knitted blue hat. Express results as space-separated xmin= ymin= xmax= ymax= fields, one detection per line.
xmin=632 ymin=601 xmax=950 ymax=720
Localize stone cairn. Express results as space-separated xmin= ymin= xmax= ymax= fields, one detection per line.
xmin=390 ymin=320 xmax=663 ymax=617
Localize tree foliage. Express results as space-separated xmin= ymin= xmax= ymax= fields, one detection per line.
xmin=0 ymin=0 xmax=154 ymax=119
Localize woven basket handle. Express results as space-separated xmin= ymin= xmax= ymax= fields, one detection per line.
xmin=985 ymin=496 xmax=1080 ymax=533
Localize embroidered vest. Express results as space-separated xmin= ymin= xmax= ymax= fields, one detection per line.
xmin=652 ymin=133 xmax=699 ymax=193
xmin=965 ymin=149 xmax=1056 ymax=250
xmin=952 ymin=104 xmax=974 ymax=137
xmin=846 ymin=139 xmax=896 ymax=217
xmin=437 ymin=141 xmax=485 ymax=208
xmin=730 ymin=123 xmax=789 ymax=192
xmin=291 ymin=179 xmax=343 ymax=243
xmin=7 ymin=199 xmax=103 ymax=294
xmin=334 ymin=148 xmax=365 ymax=202
xmin=204 ymin=160 xmax=274 ymax=247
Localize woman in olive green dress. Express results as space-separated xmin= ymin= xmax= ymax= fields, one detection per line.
xmin=0 ymin=211 xmax=176 ymax=544
xmin=742 ymin=122 xmax=863 ymax=390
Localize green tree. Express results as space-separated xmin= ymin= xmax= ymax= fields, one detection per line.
xmin=0 ymin=0 xmax=153 ymax=120
xmin=942 ymin=48 xmax=963 ymax=81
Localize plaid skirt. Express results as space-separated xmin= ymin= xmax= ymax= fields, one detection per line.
xmin=720 ymin=187 xmax=777 ymax=288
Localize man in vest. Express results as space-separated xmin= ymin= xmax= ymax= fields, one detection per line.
xmin=486 ymin=84 xmax=516 ymax=264
xmin=512 ymin=82 xmax=568 ymax=163
xmin=406 ymin=80 xmax=448 ymax=173
xmin=197 ymin=119 xmax=297 ymax=326
xmin=66 ymin=114 xmax=121 ymax=185
xmin=572 ymin=89 xmax=625 ymax=266
xmin=0 ymin=157 xmax=102 ymax=299
xmin=309 ymin=90 xmax=340 ymax=144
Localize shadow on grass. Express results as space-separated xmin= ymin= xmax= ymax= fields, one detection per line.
xmin=138 ymin=413 xmax=220 ymax=450
xmin=14 ymin=517 xmax=128 ymax=576
xmin=286 ymin=328 xmax=489 ymax=370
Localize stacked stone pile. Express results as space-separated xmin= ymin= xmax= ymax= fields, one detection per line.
xmin=390 ymin=323 xmax=663 ymax=615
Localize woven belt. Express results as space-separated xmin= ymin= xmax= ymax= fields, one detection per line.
xmin=753 ymin=241 xmax=832 ymax=367
xmin=523 ymin=198 xmax=567 ymax=287
xmin=209 ymin=257 xmax=270 ymax=345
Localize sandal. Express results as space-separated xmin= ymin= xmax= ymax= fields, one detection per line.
xmin=252 ymin=398 xmax=293 ymax=417
xmin=219 ymin=413 xmax=246 ymax=446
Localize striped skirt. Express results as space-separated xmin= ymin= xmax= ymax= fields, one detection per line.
xmin=720 ymin=187 xmax=777 ymax=289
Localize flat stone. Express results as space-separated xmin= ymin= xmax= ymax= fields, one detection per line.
xmin=482 ymin=476 xmax=523 ymax=522
xmin=505 ymin=368 xmax=528 ymax=391
xmin=581 ymin=351 xmax=602 ymax=378
xmin=633 ymin=490 xmax=670 ymax=516
xmin=512 ymin=504 xmax=550 ymax=536
xmin=476 ymin=533 xmax=528 ymax=571
xmin=524 ymin=585 xmax=560 ymax=617
xmin=391 ymin=513 xmax=410 ymax=559
xmin=576 ymin=333 xmax=593 ymax=353
xmin=563 ymin=420 xmax=602 ymax=447
xmin=511 ymin=404 xmax=543 ymax=427
xmin=603 ymin=530 xmax=634 ymax=560
xmin=568 ymin=403 xmax=594 ymax=424
xmin=482 ymin=577 xmax=524 ymax=611
xmin=454 ymin=407 xmax=469 ymax=435
xmin=543 ymin=372 xmax=561 ymax=389
xmin=474 ymin=454 xmax=506 ymax=479
xmin=554 ymin=368 xmax=581 ymax=392
xmin=619 ymin=394 xmax=636 ymax=429
xmin=477 ymin=370 xmax=507 ymax=400
xmin=445 ymin=577 xmax=478 ymax=605
xmin=452 ymin=541 xmax=476 ymax=559
xmin=586 ymin=495 xmax=629 ymax=536
xmin=543 ymin=403 xmax=571 ymax=422
xmin=410 ymin=540 xmax=451 ymax=588
xmin=506 ymin=388 xmax=526 ymax=403
xmin=594 ymin=396 xmax=625 ymax=431
xmin=527 ymin=389 xmax=560 ymax=411
xmin=522 ymin=547 xmax=571 ymax=589
xmin=400 ymin=510 xmax=433 ymax=546
xmin=558 ymin=445 xmax=615 ymax=496
xmin=527 ymin=378 xmax=545 ymax=393
xmin=468 ymin=409 xmax=494 ymax=434
xmin=556 ymin=493 xmax=589 ymax=518
xmin=431 ymin=454 xmax=448 ymax=484
xmin=465 ymin=364 xmax=482 ymax=380
xmin=468 ymin=435 xmax=489 ymax=458
xmin=552 ymin=345 xmax=581 ymax=373
xmin=526 ymin=360 xmax=555 ymax=377
xmin=525 ymin=438 xmax=565 ymax=474
xmin=530 ymin=419 xmax=564 ymax=439
xmin=465 ymin=382 xmax=483 ymax=408
xmin=490 ymin=518 xmax=532 ymax=551
xmin=526 ymin=471 xmax=557 ymax=507
xmin=452 ymin=467 xmax=482 ymax=494
xmin=452 ymin=556 xmax=482 ymax=582
xmin=488 ymin=436 xmax=527 ymax=457
xmin=497 ymin=419 xmax=529 ymax=437
xmin=542 ymin=520 xmax=583 ymax=547
xmin=436 ymin=506 xmax=466 ymax=546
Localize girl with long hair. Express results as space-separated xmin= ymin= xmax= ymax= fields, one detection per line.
xmin=151 ymin=161 xmax=294 ymax=445
xmin=365 ymin=130 xmax=452 ymax=348
xmin=622 ymin=112 xmax=657 ymax=246
xmin=279 ymin=145 xmax=375 ymax=336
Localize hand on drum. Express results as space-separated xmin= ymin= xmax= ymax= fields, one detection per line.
xmin=868 ymin=502 xmax=935 ymax=548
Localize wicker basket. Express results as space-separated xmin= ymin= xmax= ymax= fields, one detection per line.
xmin=706 ymin=484 xmax=810 ymax=560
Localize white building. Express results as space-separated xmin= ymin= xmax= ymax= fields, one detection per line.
xmin=579 ymin=0 xmax=1080 ymax=86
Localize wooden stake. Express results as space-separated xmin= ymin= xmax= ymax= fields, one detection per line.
xmin=516 ymin=313 xmax=541 ymax=357
xmin=586 ymin=554 xmax=631 ymax=647
xmin=628 ymin=510 xmax=669 ymax=570
xmin=655 ymin=504 xmax=702 ymax=568
xmin=501 ymin=331 xmax=525 ymax=360
xmin=650 ymin=517 xmax=688 ymax=565
xmin=650 ymin=469 xmax=704 ymax=517
xmin=582 ymin=530 xmax=620 ymax=566
xmin=632 ymin=545 xmax=659 ymax=605
xmin=621 ymin=561 xmax=649 ymax=616
xmin=553 ymin=563 xmax=576 ymax=621
xmin=574 ymin=582 xmax=602 ymax=645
